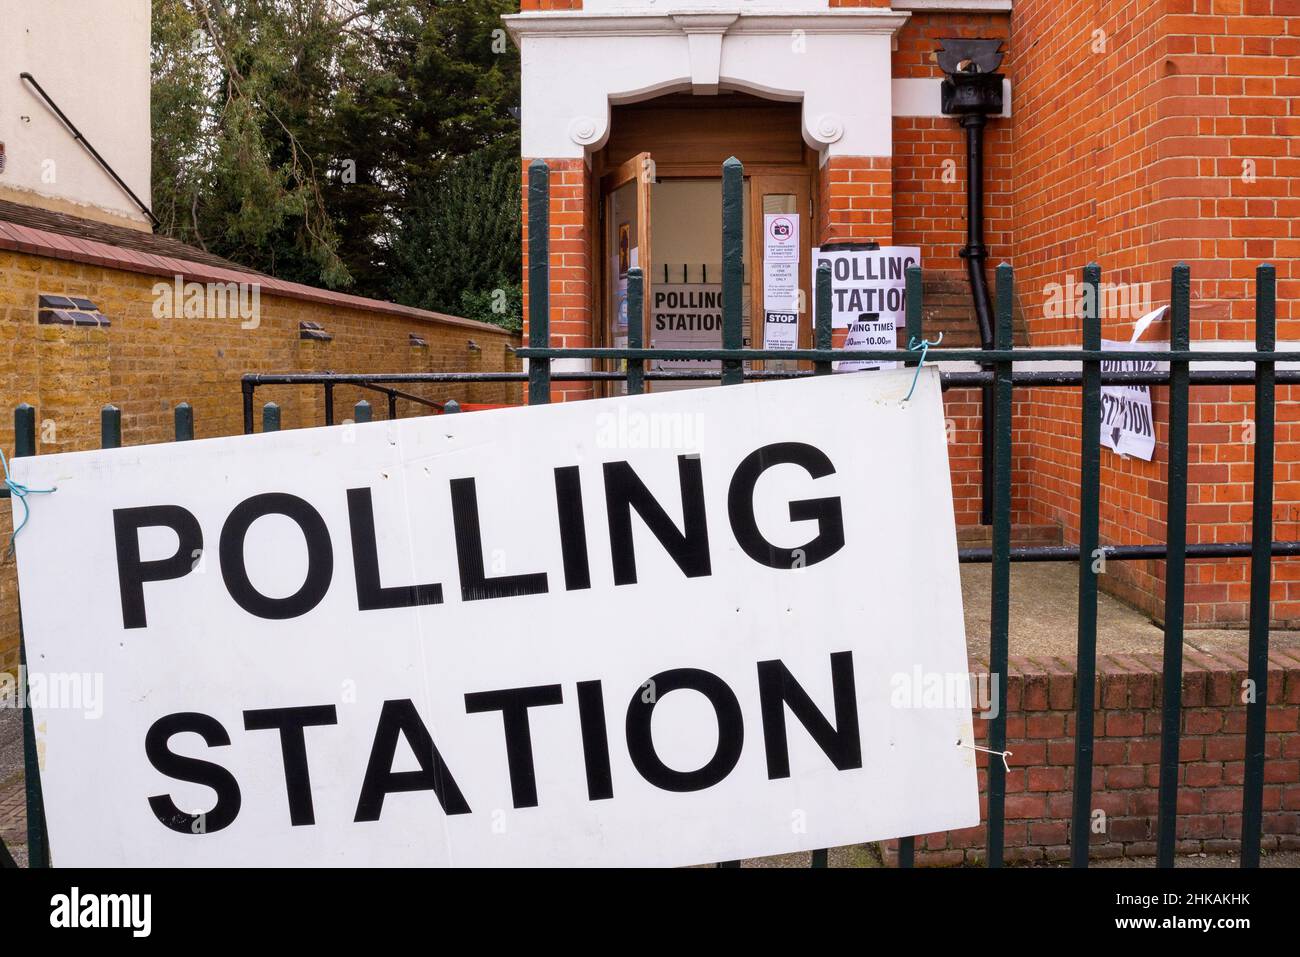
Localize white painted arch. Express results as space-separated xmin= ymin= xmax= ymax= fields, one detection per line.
xmin=504 ymin=8 xmax=909 ymax=163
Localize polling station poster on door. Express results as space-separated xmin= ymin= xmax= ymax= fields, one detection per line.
xmin=812 ymin=246 xmax=920 ymax=372
xmin=11 ymin=370 xmax=976 ymax=867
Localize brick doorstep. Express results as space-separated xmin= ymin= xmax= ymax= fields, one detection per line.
xmin=910 ymin=647 xmax=1300 ymax=865
xmin=988 ymin=648 xmax=1300 ymax=709
xmin=957 ymin=524 xmax=1063 ymax=548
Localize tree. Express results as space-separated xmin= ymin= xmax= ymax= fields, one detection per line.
xmin=151 ymin=0 xmax=350 ymax=287
xmin=150 ymin=0 xmax=521 ymax=304
xmin=388 ymin=149 xmax=521 ymax=331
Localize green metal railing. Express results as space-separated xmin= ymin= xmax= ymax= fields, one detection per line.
xmin=514 ymin=158 xmax=1287 ymax=870
xmin=1 ymin=155 xmax=1289 ymax=870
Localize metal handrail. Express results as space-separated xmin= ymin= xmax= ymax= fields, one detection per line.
xmin=19 ymin=72 xmax=161 ymax=229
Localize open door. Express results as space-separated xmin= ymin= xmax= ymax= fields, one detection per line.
xmin=601 ymin=152 xmax=653 ymax=395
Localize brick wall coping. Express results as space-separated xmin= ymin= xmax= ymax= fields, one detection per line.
xmin=972 ymin=650 xmax=1300 ymax=711
xmin=0 ymin=218 xmax=512 ymax=337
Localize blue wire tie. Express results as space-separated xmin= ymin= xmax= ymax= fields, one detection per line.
xmin=1 ymin=447 xmax=55 ymax=557
xmin=903 ymin=331 xmax=944 ymax=403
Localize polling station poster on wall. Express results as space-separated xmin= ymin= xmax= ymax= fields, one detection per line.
xmin=1100 ymin=305 xmax=1168 ymax=461
xmin=12 ymin=370 xmax=976 ymax=867
xmin=812 ymin=246 xmax=920 ymax=372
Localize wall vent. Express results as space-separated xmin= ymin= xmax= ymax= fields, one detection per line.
xmin=38 ymin=294 xmax=110 ymax=326
xmin=299 ymin=320 xmax=332 ymax=342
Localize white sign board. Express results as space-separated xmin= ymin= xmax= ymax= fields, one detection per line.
xmin=812 ymin=246 xmax=920 ymax=372
xmin=13 ymin=371 xmax=977 ymax=867
xmin=1100 ymin=306 xmax=1168 ymax=462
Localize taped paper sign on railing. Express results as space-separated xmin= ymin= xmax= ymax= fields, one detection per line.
xmin=11 ymin=370 xmax=976 ymax=867
xmin=1100 ymin=305 xmax=1169 ymax=461
xmin=811 ymin=246 xmax=920 ymax=373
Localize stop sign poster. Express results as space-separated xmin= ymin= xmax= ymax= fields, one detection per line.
xmin=12 ymin=370 xmax=977 ymax=867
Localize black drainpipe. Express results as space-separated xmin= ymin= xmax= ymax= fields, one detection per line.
xmin=938 ymin=39 xmax=1005 ymax=526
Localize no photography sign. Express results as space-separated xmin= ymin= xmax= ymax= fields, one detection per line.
xmin=12 ymin=370 xmax=977 ymax=866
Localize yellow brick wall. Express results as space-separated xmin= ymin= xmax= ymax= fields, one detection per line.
xmin=0 ymin=249 xmax=521 ymax=673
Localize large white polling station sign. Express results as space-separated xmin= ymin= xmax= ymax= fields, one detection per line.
xmin=13 ymin=370 xmax=977 ymax=867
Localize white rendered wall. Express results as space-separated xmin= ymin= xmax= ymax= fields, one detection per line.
xmin=0 ymin=0 xmax=151 ymax=225
xmin=505 ymin=7 xmax=907 ymax=163
xmin=583 ymin=1 xmax=830 ymax=9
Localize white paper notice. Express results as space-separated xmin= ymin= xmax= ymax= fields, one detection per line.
xmin=764 ymin=213 xmax=799 ymax=263
xmin=764 ymin=311 xmax=799 ymax=350
xmin=763 ymin=214 xmax=800 ymax=311
xmin=651 ymin=282 xmax=722 ymax=388
xmin=841 ymin=316 xmax=900 ymax=374
xmin=763 ymin=262 xmax=798 ymax=312
xmin=811 ymin=246 xmax=920 ymax=372
xmin=1100 ymin=305 xmax=1169 ymax=461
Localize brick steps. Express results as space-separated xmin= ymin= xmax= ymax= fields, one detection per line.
xmin=957 ymin=524 xmax=1063 ymax=548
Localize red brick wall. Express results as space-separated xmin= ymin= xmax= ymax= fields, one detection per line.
xmin=817 ymin=156 xmax=893 ymax=247
xmin=1006 ymin=0 xmax=1300 ymax=627
xmin=889 ymin=11 xmax=1019 ymax=531
xmin=521 ymin=158 xmax=595 ymax=402
xmin=886 ymin=649 xmax=1300 ymax=865
xmin=1156 ymin=0 xmax=1300 ymax=627
xmin=891 ymin=12 xmax=1013 ymax=277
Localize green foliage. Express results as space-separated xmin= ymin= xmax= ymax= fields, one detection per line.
xmin=388 ymin=150 xmax=522 ymax=332
xmin=458 ymin=283 xmax=522 ymax=334
xmin=150 ymin=0 xmax=521 ymax=308
xmin=151 ymin=0 xmax=349 ymax=287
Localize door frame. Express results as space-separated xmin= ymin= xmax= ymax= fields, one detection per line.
xmin=591 ymin=144 xmax=820 ymax=389
xmin=596 ymin=152 xmax=654 ymax=395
